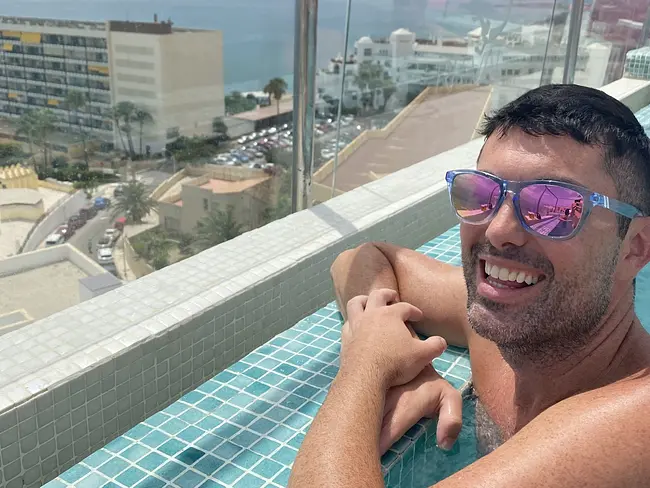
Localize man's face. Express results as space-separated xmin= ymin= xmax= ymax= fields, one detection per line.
xmin=461 ymin=129 xmax=623 ymax=357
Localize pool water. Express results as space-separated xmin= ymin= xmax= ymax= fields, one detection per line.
xmin=636 ymin=264 xmax=650 ymax=331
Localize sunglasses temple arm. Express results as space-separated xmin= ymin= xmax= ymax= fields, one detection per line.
xmin=592 ymin=193 xmax=644 ymax=218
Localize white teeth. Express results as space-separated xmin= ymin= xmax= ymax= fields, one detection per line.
xmin=484 ymin=262 xmax=541 ymax=285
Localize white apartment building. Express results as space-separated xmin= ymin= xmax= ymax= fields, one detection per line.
xmin=316 ymin=20 xmax=605 ymax=112
xmin=0 ymin=16 xmax=224 ymax=154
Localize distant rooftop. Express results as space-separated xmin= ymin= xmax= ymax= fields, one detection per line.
xmin=199 ymin=176 xmax=270 ymax=194
xmin=0 ymin=244 xmax=120 ymax=333
xmin=0 ymin=188 xmax=42 ymax=206
xmin=0 ymin=16 xmax=105 ymax=31
xmin=234 ymin=96 xmax=294 ymax=121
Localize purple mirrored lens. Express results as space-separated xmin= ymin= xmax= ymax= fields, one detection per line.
xmin=450 ymin=173 xmax=501 ymax=223
xmin=519 ymin=184 xmax=584 ymax=237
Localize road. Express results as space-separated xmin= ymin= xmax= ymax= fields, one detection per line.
xmin=61 ymin=170 xmax=171 ymax=271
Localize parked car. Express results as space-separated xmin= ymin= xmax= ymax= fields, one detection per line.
xmin=68 ymin=215 xmax=86 ymax=230
xmin=94 ymin=197 xmax=110 ymax=210
xmin=104 ymin=228 xmax=121 ymax=245
xmin=97 ymin=236 xmax=112 ymax=249
xmin=113 ymin=185 xmax=125 ymax=197
xmin=45 ymin=233 xmax=65 ymax=246
xmin=114 ymin=217 xmax=126 ymax=231
xmin=96 ymin=247 xmax=114 ymax=265
xmin=237 ymin=136 xmax=248 ymax=144
xmin=55 ymin=224 xmax=74 ymax=241
xmin=79 ymin=206 xmax=97 ymax=221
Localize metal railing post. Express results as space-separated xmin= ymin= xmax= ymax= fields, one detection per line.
xmin=292 ymin=0 xmax=318 ymax=212
xmin=562 ymin=0 xmax=585 ymax=84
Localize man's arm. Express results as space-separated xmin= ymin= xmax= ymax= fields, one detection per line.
xmin=331 ymin=242 xmax=469 ymax=346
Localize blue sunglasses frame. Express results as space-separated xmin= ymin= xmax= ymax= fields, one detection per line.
xmin=445 ymin=169 xmax=645 ymax=240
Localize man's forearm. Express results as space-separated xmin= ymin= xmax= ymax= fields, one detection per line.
xmin=288 ymin=368 xmax=386 ymax=488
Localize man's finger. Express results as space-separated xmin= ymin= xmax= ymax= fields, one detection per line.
xmin=388 ymin=302 xmax=423 ymax=323
xmin=346 ymin=295 xmax=367 ymax=321
xmin=436 ymin=385 xmax=463 ymax=451
xmin=366 ymin=289 xmax=398 ymax=309
xmin=420 ymin=336 xmax=448 ymax=362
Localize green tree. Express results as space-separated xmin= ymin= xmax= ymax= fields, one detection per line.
xmin=263 ymin=77 xmax=288 ymax=115
xmin=225 ymin=91 xmax=257 ymax=115
xmin=74 ymin=176 xmax=98 ymax=200
xmin=193 ymin=205 xmax=243 ymax=252
xmin=111 ymin=180 xmax=155 ymax=223
xmin=178 ymin=233 xmax=195 ymax=256
xmin=0 ymin=142 xmax=24 ymax=165
xmin=170 ymin=136 xmax=214 ymax=164
xmin=141 ymin=232 xmax=173 ymax=270
xmin=112 ymin=101 xmax=137 ymax=159
xmin=354 ymin=62 xmax=394 ymax=113
xmin=32 ymin=109 xmax=57 ymax=168
xmin=15 ymin=110 xmax=37 ymax=161
xmin=133 ymin=108 xmax=154 ymax=158
xmin=212 ymin=117 xmax=228 ymax=137
xmin=65 ymin=90 xmax=90 ymax=169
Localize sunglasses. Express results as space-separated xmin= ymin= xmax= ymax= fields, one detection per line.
xmin=445 ymin=169 xmax=644 ymax=240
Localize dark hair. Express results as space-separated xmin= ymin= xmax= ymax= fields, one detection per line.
xmin=479 ymin=84 xmax=650 ymax=238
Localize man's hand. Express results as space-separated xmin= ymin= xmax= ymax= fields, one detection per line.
xmin=380 ymin=363 xmax=462 ymax=454
xmin=340 ymin=288 xmax=448 ymax=389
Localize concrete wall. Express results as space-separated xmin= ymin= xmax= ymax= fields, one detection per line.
xmin=0 ymin=202 xmax=44 ymax=222
xmin=124 ymin=235 xmax=155 ymax=278
xmin=0 ymin=243 xmax=105 ymax=278
xmin=21 ymin=191 xmax=88 ymax=253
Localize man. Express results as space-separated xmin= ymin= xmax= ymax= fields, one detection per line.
xmin=288 ymin=85 xmax=650 ymax=487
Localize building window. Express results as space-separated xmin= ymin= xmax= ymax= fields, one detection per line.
xmin=203 ymin=199 xmax=209 ymax=211
xmin=364 ymin=48 xmax=372 ymax=56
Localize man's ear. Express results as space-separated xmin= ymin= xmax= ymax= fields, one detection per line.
xmin=620 ymin=218 xmax=650 ymax=278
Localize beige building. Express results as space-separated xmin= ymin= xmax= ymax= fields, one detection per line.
xmin=108 ymin=20 xmax=225 ymax=153
xmin=158 ymin=166 xmax=279 ymax=235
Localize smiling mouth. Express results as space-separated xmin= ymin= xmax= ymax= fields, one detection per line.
xmin=481 ymin=260 xmax=546 ymax=289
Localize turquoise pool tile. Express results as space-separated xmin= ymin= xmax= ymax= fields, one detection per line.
xmin=287 ymin=432 xmax=305 ymax=450
xmin=178 ymin=425 xmax=205 ymax=443
xmin=104 ymin=436 xmax=130 ymax=454
xmin=175 ymin=470 xmax=206 ymax=487
xmin=197 ymin=381 xmax=221 ymax=394
xmin=199 ymin=480 xmax=226 ymax=488
xmin=215 ymin=370 xmax=237 ymax=383
xmin=214 ymin=385 xmax=239 ymax=401
xmin=258 ymin=357 xmax=282 ymax=370
xmin=214 ymin=422 xmax=239 ymax=438
xmin=195 ymin=454 xmax=225 ymax=476
xmin=59 ymin=465 xmax=90 ymax=484
xmin=280 ymin=394 xmax=306 ymax=410
xmin=214 ymin=463 xmax=246 ymax=484
xmin=268 ymin=425 xmax=296 ymax=443
xmin=182 ymin=391 xmax=206 ymax=404
xmin=179 ymin=407 xmax=206 ymax=424
xmin=272 ymin=349 xmax=293 ymax=361
xmin=261 ymin=387 xmax=287 ymax=403
xmin=269 ymin=337 xmax=288 ymax=347
xmin=214 ymin=441 xmax=243 ymax=460
xmin=137 ymin=452 xmax=166 ymax=471
xmin=274 ymin=363 xmax=297 ymax=375
xmin=197 ymin=397 xmax=223 ymax=413
xmin=298 ymin=401 xmax=320 ymax=417
xmin=84 ymin=449 xmax=111 ymax=468
xmin=122 ymin=443 xmax=150 ymax=462
xmin=273 ymin=468 xmax=292 ymax=486
xmin=232 ymin=429 xmax=260 ymax=448
xmin=259 ymin=371 xmax=284 ymax=387
xmin=249 ymin=418 xmax=276 ymax=435
xmin=244 ymin=352 xmax=265 ymax=364
xmin=125 ymin=424 xmax=153 ymax=440
xmin=265 ymin=406 xmax=291 ymax=423
xmin=158 ymin=438 xmax=187 ymax=456
xmin=155 ymin=460 xmax=185 ymax=481
xmin=214 ymin=403 xmax=239 ymax=419
xmin=247 ymin=399 xmax=273 ymax=414
xmin=116 ymin=466 xmax=147 ymax=486
xmin=271 ymin=446 xmax=297 ymax=465
xmin=197 ymin=416 xmax=222 ymax=432
xmin=232 ymin=411 xmax=257 ymax=426
xmin=176 ymin=446 xmax=206 ymax=465
xmin=233 ymin=449 xmax=262 ymax=469
xmin=230 ymin=392 xmax=256 ymax=408
xmin=293 ymin=384 xmax=319 ymax=399
xmin=134 ymin=477 xmax=167 ymax=488
xmin=277 ymin=378 xmax=300 ymax=392
xmin=195 ymin=433 xmax=224 ymax=452
xmin=77 ymin=472 xmax=109 ymax=488
xmin=234 ymin=474 xmax=265 ymax=488
xmin=228 ymin=362 xmax=249 ymax=373
xmin=284 ymin=412 xmax=310 ymax=430
xmin=250 ymin=438 xmax=281 ymax=456
xmin=307 ymin=373 xmax=331 ymax=388
xmin=159 ymin=418 xmax=189 ymax=435
xmin=44 ymin=481 xmax=66 ymax=488
xmin=230 ymin=375 xmax=254 ymax=389
xmin=97 ymin=457 xmax=129 ymax=477
xmin=145 ymin=412 xmax=171 ymax=427
xmin=140 ymin=429 xmax=170 ymax=448
xmin=252 ymin=458 xmax=283 ymax=478
xmin=245 ymin=381 xmax=271 ymax=396
xmin=243 ymin=366 xmax=267 ymax=379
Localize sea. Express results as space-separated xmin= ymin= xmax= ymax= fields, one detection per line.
xmin=0 ymin=0 xmax=571 ymax=93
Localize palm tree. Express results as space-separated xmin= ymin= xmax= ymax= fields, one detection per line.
xmin=193 ymin=205 xmax=243 ymax=252
xmin=139 ymin=232 xmax=172 ymax=270
xmin=111 ymin=180 xmax=156 ymax=224
xmin=65 ymin=90 xmax=90 ymax=168
xmin=112 ymin=101 xmax=137 ymax=159
xmin=263 ymin=78 xmax=288 ymax=115
xmin=32 ymin=109 xmax=57 ymax=168
xmin=212 ymin=117 xmax=228 ymax=136
xmin=133 ymin=108 xmax=154 ymax=158
xmin=15 ymin=110 xmax=37 ymax=162
xmin=109 ymin=106 xmax=129 ymax=157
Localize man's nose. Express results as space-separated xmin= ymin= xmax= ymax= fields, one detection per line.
xmin=485 ymin=195 xmax=528 ymax=250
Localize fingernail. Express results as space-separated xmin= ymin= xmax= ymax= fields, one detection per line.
xmin=438 ymin=438 xmax=454 ymax=451
xmin=438 ymin=337 xmax=447 ymax=350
